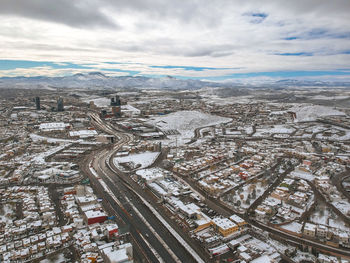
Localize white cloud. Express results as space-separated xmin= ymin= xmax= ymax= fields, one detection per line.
xmin=0 ymin=0 xmax=350 ymax=77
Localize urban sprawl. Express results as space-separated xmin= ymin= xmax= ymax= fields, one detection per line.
xmin=0 ymin=87 xmax=350 ymax=263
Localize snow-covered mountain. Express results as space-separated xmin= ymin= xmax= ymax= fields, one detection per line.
xmin=0 ymin=72 xmax=222 ymax=90
xmin=0 ymin=72 xmax=349 ymax=90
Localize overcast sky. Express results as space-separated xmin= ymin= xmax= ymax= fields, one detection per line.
xmin=0 ymin=0 xmax=350 ymax=81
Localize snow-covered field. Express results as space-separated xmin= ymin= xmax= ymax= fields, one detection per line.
xmin=290 ymin=105 xmax=346 ymax=122
xmin=147 ymin=111 xmax=231 ymax=145
xmin=32 ymin=144 xmax=71 ymax=164
xmin=312 ymin=95 xmax=350 ymax=101
xmin=310 ymin=204 xmax=330 ymax=225
xmin=82 ymin=96 xmax=110 ymax=107
xmin=30 ymin=133 xmax=75 ymax=144
xmin=113 ymin=151 xmax=160 ymax=170
xmin=310 ymin=203 xmax=349 ymax=231
xmin=329 ymin=218 xmax=349 ymax=231
xmin=303 ymin=125 xmax=328 ymax=133
xmin=253 ymin=124 xmax=295 ymax=137
xmin=227 ymin=181 xmax=266 ymax=210
xmin=0 ymin=203 xmax=15 ymax=224
xmin=290 ymin=170 xmax=315 ymax=181
xmin=316 ymin=130 xmax=350 ymax=141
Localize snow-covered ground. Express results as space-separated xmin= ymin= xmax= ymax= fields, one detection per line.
xmin=290 ymin=170 xmax=315 ymax=181
xmin=39 ymin=252 xmax=68 ymax=263
xmin=0 ymin=203 xmax=15 ymax=224
xmin=147 ymin=110 xmax=231 ymax=145
xmin=290 ymin=105 xmax=346 ymax=122
xmin=113 ymin=151 xmax=160 ymax=170
xmin=332 ymin=199 xmax=350 ymax=216
xmin=30 ymin=133 xmax=75 ymax=144
xmin=31 ymin=144 xmax=72 ymax=164
xmin=245 ymin=126 xmax=254 ymax=135
xmin=328 ymin=218 xmax=349 ymax=232
xmin=312 ymin=95 xmax=350 ymax=100
xmin=303 ymin=125 xmax=328 ymax=133
xmin=228 ymin=181 xmax=267 ymax=211
xmin=310 ymin=203 xmax=349 ymax=231
xmin=82 ymin=96 xmax=110 ymax=107
xmin=316 ymin=130 xmax=350 ymax=141
xmin=253 ymin=124 xmax=295 ymax=137
xmin=309 ymin=204 xmax=330 ymax=225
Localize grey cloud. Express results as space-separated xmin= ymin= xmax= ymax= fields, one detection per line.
xmin=0 ymin=0 xmax=118 ymax=28
xmin=1 ymin=0 xmax=349 ymax=30
xmin=1 ymin=0 xmax=350 ymax=66
xmin=99 ymin=37 xmax=236 ymax=58
xmin=1 ymin=40 xmax=96 ymax=53
xmin=101 ymin=0 xmax=225 ymax=28
xmin=182 ymin=45 xmax=236 ymax=57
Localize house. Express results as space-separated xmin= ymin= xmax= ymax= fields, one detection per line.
xmin=339 ymin=232 xmax=349 ymax=245
xmin=100 ymin=242 xmax=133 ymax=263
xmin=105 ymin=224 xmax=119 ymax=238
xmin=316 ymin=225 xmax=327 ymax=239
xmin=304 ymin=223 xmax=316 ymax=238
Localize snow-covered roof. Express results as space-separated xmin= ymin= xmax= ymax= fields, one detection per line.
xmin=229 ymin=214 xmax=245 ymax=224
xmin=212 ymin=217 xmax=237 ymax=230
xmin=84 ymin=210 xmax=107 ymax=219
xmin=39 ymin=122 xmax=69 ymax=131
xmin=136 ymin=167 xmax=165 ymax=182
xmin=251 ymin=255 xmax=271 ymax=263
xmin=101 ymin=244 xmax=130 ymax=263
xmin=304 ymin=222 xmax=316 ymax=231
xmin=69 ymin=130 xmax=97 ymax=138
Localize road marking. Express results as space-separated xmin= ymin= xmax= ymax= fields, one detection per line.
xmin=90 ymin=161 xmax=164 ymax=263
xmin=123 ymin=194 xmax=181 ymax=263
xmin=128 ymin=185 xmax=205 ymax=263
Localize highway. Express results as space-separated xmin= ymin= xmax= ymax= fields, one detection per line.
xmin=84 ymin=113 xmax=201 ymax=262
xmin=82 ymin=154 xmax=161 ymax=262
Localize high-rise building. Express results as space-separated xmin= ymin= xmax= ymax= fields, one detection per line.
xmin=115 ymin=95 xmax=121 ymax=106
xmin=57 ymin=98 xmax=64 ymax=112
xmin=111 ymin=95 xmax=121 ymax=106
xmin=35 ymin=97 xmax=40 ymax=110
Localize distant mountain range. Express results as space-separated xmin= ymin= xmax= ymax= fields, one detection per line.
xmin=0 ymin=72 xmax=349 ymax=90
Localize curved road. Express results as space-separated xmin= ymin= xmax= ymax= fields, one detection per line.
xmin=85 ymin=113 xmax=201 ymax=262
